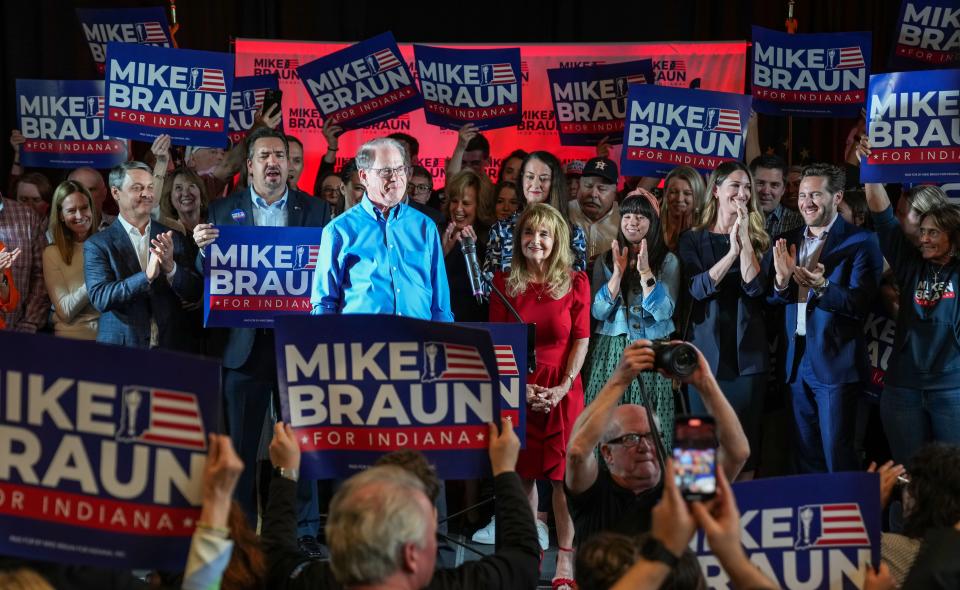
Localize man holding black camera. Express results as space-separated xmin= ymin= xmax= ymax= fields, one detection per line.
xmin=564 ymin=340 xmax=750 ymax=546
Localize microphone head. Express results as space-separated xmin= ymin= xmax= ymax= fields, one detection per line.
xmin=460 ymin=235 xmax=477 ymax=254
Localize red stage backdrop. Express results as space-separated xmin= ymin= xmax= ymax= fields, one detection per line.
xmin=234 ymin=40 xmax=747 ymax=190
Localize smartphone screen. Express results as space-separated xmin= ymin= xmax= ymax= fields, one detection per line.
xmin=673 ymin=415 xmax=718 ymax=501
xmin=262 ymin=90 xmax=284 ymax=130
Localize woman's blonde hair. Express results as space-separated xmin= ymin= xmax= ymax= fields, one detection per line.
xmin=661 ymin=165 xmax=706 ymax=250
xmin=50 ymin=180 xmax=100 ymax=265
xmin=506 ymin=203 xmax=572 ymax=299
xmin=160 ymin=167 xmax=209 ymax=223
xmin=696 ymin=161 xmax=770 ymax=255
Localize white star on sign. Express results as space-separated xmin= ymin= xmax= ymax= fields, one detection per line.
xmin=476 ymin=432 xmax=485 ymax=441
xmin=594 ymin=161 xmax=607 ymax=170
xmin=183 ymin=517 xmax=194 ymax=528
xmin=301 ymin=436 xmax=308 ymax=444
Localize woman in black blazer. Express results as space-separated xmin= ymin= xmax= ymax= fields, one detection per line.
xmin=678 ymin=160 xmax=770 ymax=479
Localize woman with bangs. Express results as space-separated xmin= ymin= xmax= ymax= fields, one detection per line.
xmin=442 ymin=168 xmax=495 ymax=322
xmin=43 ymin=180 xmax=101 ymax=340
xmin=484 ymin=151 xmax=587 ymax=274
xmin=489 ymin=203 xmax=590 ymax=590
xmin=583 ymin=193 xmax=680 ymax=448
xmin=159 ymin=167 xmax=209 ymax=235
xmin=660 ymin=165 xmax=706 ymax=252
xmin=678 ymin=161 xmax=770 ymax=479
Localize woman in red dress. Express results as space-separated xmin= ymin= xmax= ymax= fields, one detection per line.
xmin=489 ymin=203 xmax=590 ymax=589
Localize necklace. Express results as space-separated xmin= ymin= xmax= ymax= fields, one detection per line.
xmin=531 ymin=281 xmax=550 ymax=301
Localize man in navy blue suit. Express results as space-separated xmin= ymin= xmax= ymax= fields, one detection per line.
xmin=193 ymin=126 xmax=329 ymax=549
xmin=768 ymin=163 xmax=882 ymax=473
xmin=85 ymin=161 xmax=200 ymax=351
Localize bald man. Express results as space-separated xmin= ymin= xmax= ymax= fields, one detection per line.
xmin=68 ymin=167 xmax=114 ymax=228
xmin=564 ymin=341 xmax=750 ymax=546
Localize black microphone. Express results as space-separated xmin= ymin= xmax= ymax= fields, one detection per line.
xmin=460 ymin=235 xmax=485 ymax=303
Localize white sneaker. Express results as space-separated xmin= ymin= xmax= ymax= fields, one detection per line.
xmin=471 ymin=517 xmax=496 ymax=544
xmin=536 ymin=519 xmax=549 ymax=551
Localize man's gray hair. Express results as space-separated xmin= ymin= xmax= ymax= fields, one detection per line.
xmin=355 ymin=137 xmax=409 ymax=170
xmin=108 ymin=161 xmax=152 ymax=190
xmin=326 ymin=465 xmax=430 ymax=585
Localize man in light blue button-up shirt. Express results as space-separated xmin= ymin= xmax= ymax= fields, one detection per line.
xmin=311 ymin=138 xmax=453 ymax=322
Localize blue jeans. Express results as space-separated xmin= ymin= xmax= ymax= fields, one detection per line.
xmin=789 ymin=356 xmax=859 ymax=473
xmin=881 ymin=384 xmax=960 ymax=465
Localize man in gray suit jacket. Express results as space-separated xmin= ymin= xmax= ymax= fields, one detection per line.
xmin=85 ymin=161 xmax=200 ymax=351
xmin=193 ymin=126 xmax=329 ymax=547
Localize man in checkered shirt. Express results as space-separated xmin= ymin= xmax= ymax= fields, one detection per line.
xmin=0 ymin=193 xmax=48 ymax=332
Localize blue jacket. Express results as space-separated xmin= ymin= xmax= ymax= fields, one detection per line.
xmin=206 ymin=188 xmax=329 ymax=369
xmin=678 ymin=229 xmax=768 ymax=376
xmin=84 ymin=218 xmax=201 ymax=351
xmin=765 ymin=216 xmax=883 ymax=384
xmin=590 ymin=252 xmax=679 ymax=341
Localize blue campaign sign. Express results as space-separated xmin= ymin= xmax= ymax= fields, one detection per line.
xmin=547 ymin=60 xmax=654 ymax=146
xmin=275 ymin=315 xmax=501 ymax=479
xmin=229 ymin=74 xmax=280 ymax=145
xmin=890 ymin=0 xmax=959 ymax=70
xmin=76 ymin=7 xmax=172 ymax=75
xmin=297 ymin=32 xmax=423 ymax=131
xmin=751 ymin=26 xmax=871 ymax=118
xmin=461 ymin=322 xmax=528 ymax=446
xmin=863 ymin=303 xmax=897 ymax=402
xmin=414 ymin=45 xmax=522 ymax=131
xmin=203 ymin=225 xmax=322 ymax=328
xmin=862 ymin=69 xmax=960 ymax=183
xmin=104 ymin=42 xmax=233 ymax=146
xmin=16 ymin=79 xmax=127 ymax=169
xmin=621 ymin=84 xmax=750 ymax=177
xmin=0 ymin=331 xmax=220 ymax=571
xmin=694 ymin=473 xmax=881 ymax=589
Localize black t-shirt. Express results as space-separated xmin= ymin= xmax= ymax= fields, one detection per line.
xmin=566 ymin=468 xmax=663 ymax=546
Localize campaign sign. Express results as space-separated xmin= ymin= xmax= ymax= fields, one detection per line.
xmin=462 ymin=322 xmax=528 ymax=446
xmin=203 ymin=225 xmax=322 ymax=328
xmin=621 ymin=84 xmax=750 ymax=177
xmin=863 ymin=304 xmax=897 ymax=401
xmin=228 ymin=74 xmax=280 ymax=145
xmin=16 ymin=79 xmax=127 ymax=169
xmin=105 ymin=42 xmax=233 ymax=146
xmin=694 ymin=473 xmax=881 ymax=589
xmin=891 ymin=0 xmax=960 ymax=69
xmin=751 ymin=26 xmax=871 ymax=118
xmin=414 ymin=45 xmax=522 ymax=131
xmin=0 ymin=331 xmax=219 ymax=570
xmin=862 ymin=69 xmax=960 ymax=183
xmin=297 ymin=32 xmax=423 ymax=130
xmin=275 ymin=315 xmax=501 ymax=479
xmin=547 ymin=60 xmax=654 ymax=146
xmin=76 ymin=7 xmax=172 ymax=75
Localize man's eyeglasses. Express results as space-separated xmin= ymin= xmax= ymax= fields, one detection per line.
xmin=366 ymin=165 xmax=410 ymax=179
xmin=410 ymin=183 xmax=432 ymax=194
xmin=605 ymin=432 xmax=655 ymax=448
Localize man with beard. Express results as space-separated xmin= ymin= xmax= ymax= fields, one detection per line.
xmin=768 ymin=163 xmax=883 ymax=473
xmin=750 ymin=155 xmax=803 ymax=240
xmin=564 ymin=341 xmax=749 ymax=546
xmin=569 ymin=157 xmax=620 ymax=265
xmin=192 ymin=126 xmax=330 ymax=550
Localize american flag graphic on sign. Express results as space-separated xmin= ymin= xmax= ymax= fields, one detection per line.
xmin=484 ymin=63 xmax=517 ymax=85
xmin=796 ymin=503 xmax=870 ymax=548
xmin=626 ymin=73 xmax=648 ymax=84
xmin=86 ymin=96 xmax=105 ymax=117
xmin=365 ymin=49 xmax=402 ymax=74
xmin=829 ymin=47 xmax=866 ymax=69
xmin=422 ymin=342 xmax=491 ymax=382
xmin=120 ymin=387 xmax=206 ymax=450
xmin=135 ymin=21 xmax=167 ymax=43
xmin=294 ymin=244 xmax=321 ymax=270
xmin=192 ymin=68 xmax=226 ymax=93
xmin=703 ymin=108 xmax=742 ymax=134
xmin=495 ymin=345 xmax=519 ymax=376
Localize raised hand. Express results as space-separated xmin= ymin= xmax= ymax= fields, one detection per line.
xmin=636 ymin=239 xmax=650 ymax=274
xmin=773 ymin=238 xmax=797 ymax=289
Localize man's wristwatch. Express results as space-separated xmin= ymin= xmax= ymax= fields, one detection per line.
xmin=812 ymin=278 xmax=830 ymax=297
xmin=640 ymin=536 xmax=679 ymax=567
xmin=273 ymin=466 xmax=299 ymax=482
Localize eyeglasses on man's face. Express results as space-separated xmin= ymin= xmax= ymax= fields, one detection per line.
xmin=366 ymin=165 xmax=410 ymax=179
xmin=605 ymin=432 xmax=655 ymax=448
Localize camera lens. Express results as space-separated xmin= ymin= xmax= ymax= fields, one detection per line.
xmin=667 ymin=343 xmax=698 ymax=378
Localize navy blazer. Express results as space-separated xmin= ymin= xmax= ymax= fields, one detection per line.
xmin=206 ymin=188 xmax=330 ymax=369
xmin=678 ymin=229 xmax=769 ymax=377
xmin=765 ymin=216 xmax=883 ymax=384
xmin=84 ymin=218 xmax=201 ymax=351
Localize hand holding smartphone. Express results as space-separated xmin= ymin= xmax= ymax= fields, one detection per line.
xmin=673 ymin=415 xmax=718 ymax=501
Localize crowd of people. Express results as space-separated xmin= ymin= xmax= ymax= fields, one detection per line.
xmin=2 ymin=101 xmax=960 ymax=590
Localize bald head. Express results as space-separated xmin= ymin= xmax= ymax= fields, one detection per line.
xmin=68 ymin=167 xmax=107 ymax=209
xmin=601 ymin=404 xmax=661 ymax=494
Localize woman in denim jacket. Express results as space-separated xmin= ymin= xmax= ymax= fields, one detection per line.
xmin=582 ymin=193 xmax=680 ymax=448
